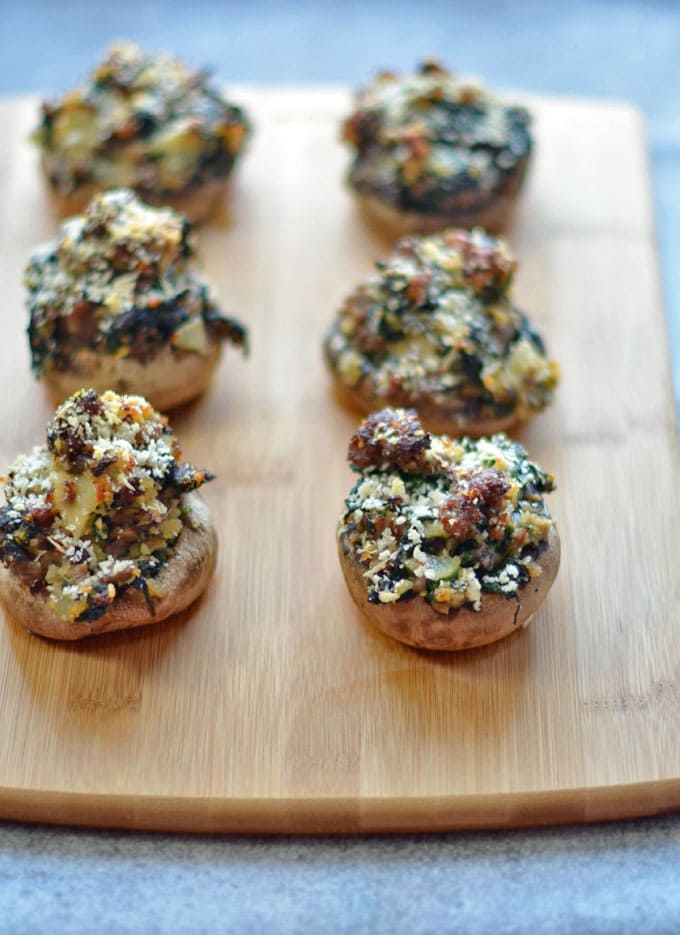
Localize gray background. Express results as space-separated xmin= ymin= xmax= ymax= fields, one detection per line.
xmin=1 ymin=1 xmax=679 ymax=931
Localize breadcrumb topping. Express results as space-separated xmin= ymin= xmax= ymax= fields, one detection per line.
xmin=26 ymin=189 xmax=247 ymax=374
xmin=339 ymin=408 xmax=555 ymax=611
xmin=33 ymin=41 xmax=250 ymax=197
xmin=0 ymin=389 xmax=212 ymax=624
xmin=342 ymin=60 xmax=531 ymax=215
xmin=324 ymin=229 xmax=559 ymax=426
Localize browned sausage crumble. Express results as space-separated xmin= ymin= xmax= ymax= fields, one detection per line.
xmin=340 ymin=408 xmax=556 ymax=610
xmin=33 ymin=42 xmax=250 ymax=203
xmin=0 ymin=389 xmax=213 ymax=624
xmin=26 ymin=189 xmax=247 ymax=376
xmin=324 ymin=229 xmax=559 ymax=428
xmin=342 ymin=60 xmax=532 ymax=218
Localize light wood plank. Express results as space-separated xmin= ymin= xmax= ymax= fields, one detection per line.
xmin=0 ymin=89 xmax=677 ymax=832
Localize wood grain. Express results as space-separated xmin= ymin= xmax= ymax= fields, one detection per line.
xmin=0 ymin=89 xmax=677 ymax=833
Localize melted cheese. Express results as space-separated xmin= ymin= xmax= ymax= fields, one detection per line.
xmin=53 ymin=471 xmax=100 ymax=539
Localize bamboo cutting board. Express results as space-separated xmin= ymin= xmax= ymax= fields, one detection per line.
xmin=0 ymin=89 xmax=678 ymax=833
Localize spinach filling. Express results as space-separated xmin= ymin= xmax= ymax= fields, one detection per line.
xmin=25 ymin=189 xmax=247 ymax=373
xmin=343 ymin=62 xmax=531 ymax=216
xmin=0 ymin=389 xmax=213 ymax=624
xmin=324 ymin=229 xmax=558 ymax=422
xmin=341 ymin=411 xmax=556 ymax=610
xmin=34 ymin=42 xmax=250 ymax=197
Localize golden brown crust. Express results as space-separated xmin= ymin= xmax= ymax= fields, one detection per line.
xmin=338 ymin=523 xmax=560 ymax=651
xmin=44 ymin=168 xmax=229 ymax=225
xmin=0 ymin=492 xmax=217 ymax=641
xmin=41 ymin=342 xmax=222 ymax=411
xmin=330 ymin=376 xmax=521 ymax=439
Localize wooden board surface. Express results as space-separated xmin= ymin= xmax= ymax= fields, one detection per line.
xmin=0 ymin=89 xmax=678 ymax=833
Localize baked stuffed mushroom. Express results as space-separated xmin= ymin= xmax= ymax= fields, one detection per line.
xmin=324 ymin=228 xmax=558 ymax=436
xmin=33 ymin=41 xmax=250 ymax=223
xmin=0 ymin=389 xmax=216 ymax=640
xmin=342 ymin=60 xmax=532 ymax=236
xmin=26 ymin=188 xmax=247 ymax=411
xmin=337 ymin=408 xmax=559 ymax=651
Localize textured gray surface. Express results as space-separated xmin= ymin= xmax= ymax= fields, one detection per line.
xmin=0 ymin=1 xmax=679 ymax=931
xmin=1 ymin=815 xmax=680 ymax=934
